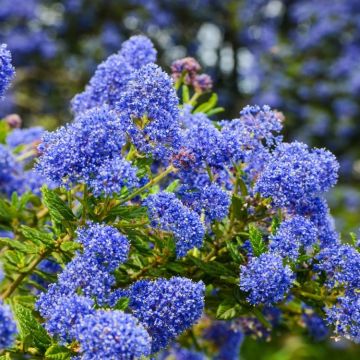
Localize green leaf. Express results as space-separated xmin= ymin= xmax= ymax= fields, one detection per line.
xmin=216 ymin=299 xmax=242 ymax=320
xmin=0 ymin=120 xmax=10 ymax=143
xmin=206 ymin=107 xmax=224 ymax=116
xmin=189 ymin=256 xmax=233 ymax=277
xmin=20 ymin=226 xmax=54 ymax=247
xmin=248 ymin=224 xmax=266 ymax=257
xmin=4 ymin=250 xmax=25 ymax=266
xmin=271 ymin=216 xmax=281 ymax=235
xmin=349 ymin=232 xmax=357 ymax=247
xmin=0 ymin=238 xmax=38 ymax=254
xmin=106 ymin=205 xmax=147 ymax=221
xmin=42 ymin=187 xmax=75 ymax=223
xmin=194 ymin=93 xmax=218 ymax=113
xmin=45 ymin=344 xmax=72 ymax=360
xmin=113 ymin=297 xmax=130 ymax=311
xmin=182 ymin=85 xmax=190 ymax=103
xmin=13 ymin=304 xmax=51 ymax=350
xmin=60 ymin=241 xmax=82 ymax=252
xmin=165 ymin=179 xmax=180 ymax=193
xmin=0 ymin=198 xmax=15 ymax=220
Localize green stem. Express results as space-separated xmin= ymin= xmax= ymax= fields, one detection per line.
xmin=118 ymin=165 xmax=176 ymax=205
xmin=15 ymin=149 xmax=37 ymax=162
xmin=1 ymin=251 xmax=49 ymax=299
xmin=294 ymin=289 xmax=337 ymax=302
xmin=189 ymin=92 xmax=201 ymax=105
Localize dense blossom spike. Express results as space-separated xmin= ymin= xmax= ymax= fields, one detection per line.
xmin=128 ymin=277 xmax=205 ymax=353
xmin=240 ymin=253 xmax=294 ymax=305
xmin=145 ymin=192 xmax=205 ymax=257
xmin=120 ymin=35 xmax=157 ymax=70
xmin=255 ymin=142 xmax=339 ymax=208
xmin=221 ymin=105 xmax=283 ymax=170
xmin=75 ymin=310 xmax=151 ymax=359
xmin=116 ymin=63 xmax=181 ymax=159
xmin=302 ymin=310 xmax=329 ymax=342
xmin=37 ymin=106 xmax=127 ymax=189
xmin=6 ymin=126 xmax=43 ymax=148
xmin=76 ymin=222 xmax=130 ymax=271
xmin=179 ymin=183 xmax=230 ymax=223
xmin=315 ymin=244 xmax=360 ymax=290
xmin=204 ymin=321 xmax=244 ymax=360
xmin=0 ymin=301 xmax=17 ymax=349
xmin=0 ymin=144 xmax=23 ymax=196
xmin=326 ymin=292 xmax=360 ymax=343
xmin=0 ymin=44 xmax=15 ymax=99
xmin=88 ymin=157 xmax=139 ymax=198
xmin=71 ymin=35 xmax=156 ymax=113
xmin=269 ymin=215 xmax=318 ymax=260
xmin=40 ymin=294 xmax=94 ymax=343
xmin=180 ymin=111 xmax=226 ymax=168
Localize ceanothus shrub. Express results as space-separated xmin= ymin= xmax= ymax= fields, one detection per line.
xmin=0 ymin=36 xmax=359 ymax=359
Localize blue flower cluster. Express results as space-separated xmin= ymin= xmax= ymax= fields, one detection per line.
xmin=0 ymin=43 xmax=15 ymax=99
xmin=179 ymin=183 xmax=230 ymax=223
xmin=116 ymin=63 xmax=181 ymax=159
xmin=128 ymin=277 xmax=205 ymax=353
xmin=255 ymin=142 xmax=339 ymax=208
xmin=315 ymin=244 xmax=360 ymax=291
xmin=37 ymin=106 xmax=138 ymax=195
xmin=42 ymin=294 xmax=95 ymax=343
xmin=240 ymin=253 xmax=294 ymax=305
xmin=71 ymin=35 xmax=157 ymax=113
xmin=221 ymin=105 xmax=282 ymax=172
xmin=179 ymin=110 xmax=226 ymax=168
xmin=204 ymin=321 xmax=244 ymax=360
xmin=325 ymin=293 xmax=360 ymax=343
xmin=269 ymin=215 xmax=318 ymax=260
xmin=36 ymin=223 xmax=130 ymax=331
xmin=302 ymin=310 xmax=329 ymax=342
xmin=0 ymin=144 xmax=23 ymax=196
xmin=160 ymin=345 xmax=205 ymax=360
xmin=6 ymin=126 xmax=43 ymax=148
xmin=0 ymin=300 xmax=17 ymax=349
xmin=75 ymin=310 xmax=151 ymax=360
xmin=145 ymin=192 xmax=205 ymax=257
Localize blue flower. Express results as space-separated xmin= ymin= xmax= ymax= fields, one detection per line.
xmin=254 ymin=142 xmax=339 ymax=208
xmin=269 ymin=215 xmax=318 ymax=260
xmin=145 ymin=192 xmax=205 ymax=258
xmin=71 ymin=35 xmax=156 ymax=113
xmin=0 ymin=300 xmax=17 ymax=349
xmin=180 ymin=110 xmax=226 ymax=168
xmin=40 ymin=294 xmax=94 ymax=343
xmin=6 ymin=126 xmax=44 ymax=148
xmin=76 ymin=222 xmax=130 ymax=271
xmin=37 ymin=223 xmax=130 ymax=307
xmin=302 ymin=310 xmax=329 ymax=342
xmin=75 ymin=310 xmax=151 ymax=360
xmin=240 ymin=252 xmax=294 ymax=305
xmin=0 ymin=144 xmax=23 ymax=196
xmin=128 ymin=277 xmax=205 ymax=353
xmin=161 ymin=345 xmax=205 ymax=360
xmin=204 ymin=321 xmax=244 ymax=360
xmin=221 ymin=105 xmax=282 ymax=165
xmin=37 ymin=106 xmax=126 ymax=189
xmin=0 ymin=44 xmax=15 ymax=99
xmin=315 ymin=244 xmax=360 ymax=290
xmin=179 ymin=183 xmax=230 ymax=223
xmin=326 ymin=292 xmax=360 ymax=343
xmin=88 ymin=157 xmax=139 ymax=198
xmin=116 ymin=63 xmax=180 ymax=159
xmin=120 ymin=35 xmax=157 ymax=70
